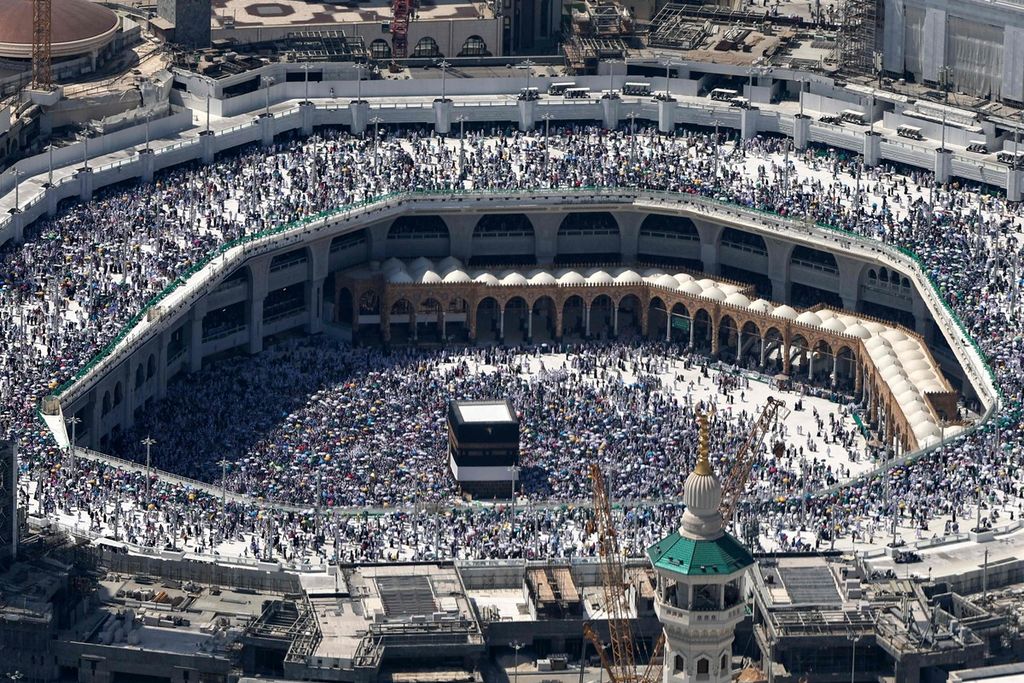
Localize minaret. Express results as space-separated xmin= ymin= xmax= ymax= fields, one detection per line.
xmin=647 ymin=415 xmax=755 ymax=683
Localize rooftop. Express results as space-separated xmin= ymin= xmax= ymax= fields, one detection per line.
xmin=452 ymin=400 xmax=517 ymax=424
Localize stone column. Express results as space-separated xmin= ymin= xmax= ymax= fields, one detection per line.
xmin=78 ymin=168 xmax=94 ymax=202
xmin=140 ymin=148 xmax=155 ymax=183
xmin=189 ymin=299 xmax=207 ymax=373
xmin=740 ymin=106 xmax=759 ymax=139
xmin=433 ymin=100 xmax=453 ymax=135
xmin=200 ymin=132 xmax=215 ymax=165
xmin=760 ymin=336 xmax=767 ymax=368
xmin=934 ymin=147 xmax=953 ymax=184
xmin=260 ymin=114 xmax=274 ymax=148
xmin=498 ymin=304 xmax=505 ymax=340
xmin=863 ymin=131 xmax=882 ymax=168
xmin=584 ymin=303 xmax=591 ymax=337
xmin=306 ymin=277 xmax=325 ymax=335
xmin=518 ymin=98 xmax=536 ymax=132
xmin=602 ymin=97 xmax=620 ymax=130
xmin=350 ymin=100 xmax=369 ymax=136
xmin=300 ymin=101 xmax=315 ymax=136
xmin=793 ymin=114 xmax=811 ymax=151
xmin=1008 ymin=166 xmax=1024 ymax=203
xmin=831 ymin=354 xmax=839 ymax=387
xmin=657 ymin=99 xmax=675 ymax=134
xmin=156 ymin=331 xmax=169 ymax=400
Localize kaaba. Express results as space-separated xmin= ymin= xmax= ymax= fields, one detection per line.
xmin=447 ymin=400 xmax=520 ymax=498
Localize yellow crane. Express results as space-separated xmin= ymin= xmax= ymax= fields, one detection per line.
xmin=718 ymin=396 xmax=789 ymax=525
xmin=583 ymin=463 xmax=664 ymax=683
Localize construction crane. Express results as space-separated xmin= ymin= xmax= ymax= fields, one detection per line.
xmin=718 ymin=396 xmax=789 ymax=525
xmin=32 ymin=0 xmax=53 ymax=89
xmin=583 ymin=463 xmax=664 ymax=683
xmin=390 ymin=0 xmax=411 ymax=61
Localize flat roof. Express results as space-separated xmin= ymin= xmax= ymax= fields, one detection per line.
xmin=453 ymin=400 xmax=516 ymax=424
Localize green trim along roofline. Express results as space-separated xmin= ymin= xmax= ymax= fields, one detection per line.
xmin=647 ymin=530 xmax=755 ymax=577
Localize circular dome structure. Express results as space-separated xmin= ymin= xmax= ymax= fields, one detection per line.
xmin=0 ymin=0 xmax=118 ymax=60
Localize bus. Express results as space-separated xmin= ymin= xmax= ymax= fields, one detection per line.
xmin=519 ymin=87 xmax=539 ymax=101
xmin=897 ymin=124 xmax=923 ymax=140
xmin=729 ymin=96 xmax=750 ymax=109
xmin=565 ymin=87 xmax=591 ymax=99
xmin=623 ymin=82 xmax=652 ymax=96
xmin=967 ymin=141 xmax=988 ymax=154
xmin=710 ymin=88 xmax=739 ymax=101
xmin=840 ymin=109 xmax=866 ymax=124
xmin=548 ymin=82 xmax=576 ymax=95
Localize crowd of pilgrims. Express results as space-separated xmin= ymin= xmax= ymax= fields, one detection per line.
xmin=3 ymin=122 xmax=1024 ymax=562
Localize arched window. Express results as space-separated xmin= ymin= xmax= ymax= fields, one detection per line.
xmin=720 ymin=653 xmax=729 ymax=672
xmin=101 ymin=392 xmax=111 ymax=416
xmin=674 ymin=655 xmax=685 ymax=673
xmin=147 ymin=354 xmax=156 ymax=378
xmin=370 ymin=39 xmax=392 ymax=61
xmin=135 ymin=365 xmax=145 ymax=389
xmin=114 ymin=382 xmax=123 ymax=406
xmin=413 ymin=37 xmax=440 ymax=58
xmin=697 ymin=658 xmax=710 ymax=676
xmin=459 ymin=35 xmax=489 ymax=56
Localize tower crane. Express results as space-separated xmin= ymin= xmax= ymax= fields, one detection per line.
xmin=583 ymin=463 xmax=664 ymax=683
xmin=718 ymin=396 xmax=789 ymax=526
xmin=32 ymin=0 xmax=53 ymax=89
xmin=390 ymin=0 xmax=412 ymax=61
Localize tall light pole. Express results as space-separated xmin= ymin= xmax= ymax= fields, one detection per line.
xmin=66 ymin=416 xmax=81 ymax=474
xmin=46 ymin=143 xmax=53 ymax=186
xmin=205 ymin=92 xmax=211 ymax=134
xmin=510 ymin=640 xmax=524 ymax=683
xmin=454 ymin=114 xmax=467 ymax=169
xmin=370 ymin=116 xmax=383 ymax=168
xmin=10 ymin=168 xmax=19 ymax=212
xmin=145 ymin=112 xmax=151 ymax=151
xmin=303 ymin=62 xmax=310 ymax=103
xmin=519 ymin=58 xmax=535 ymax=96
xmin=626 ymin=112 xmax=638 ymax=164
xmin=661 ymin=59 xmax=673 ymax=100
xmin=355 ymin=63 xmax=364 ymax=103
xmin=509 ymin=464 xmax=520 ymax=536
xmin=80 ymin=130 xmax=89 ymax=171
xmin=438 ymin=60 xmax=451 ymax=101
xmin=141 ymin=436 xmax=156 ymax=503
xmin=713 ymin=119 xmax=720 ymax=189
xmin=848 ymin=634 xmax=861 ymax=683
xmin=262 ymin=75 xmax=274 ymax=117
xmin=606 ymin=58 xmax=619 ymax=97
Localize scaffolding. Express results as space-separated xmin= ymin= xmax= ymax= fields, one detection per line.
xmin=836 ymin=0 xmax=881 ymax=77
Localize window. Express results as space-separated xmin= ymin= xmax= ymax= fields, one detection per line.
xmin=370 ymin=39 xmax=392 ymax=61
xmin=697 ymin=658 xmax=710 ymax=677
xmin=674 ymin=655 xmax=685 ymax=673
xmin=721 ymin=653 xmax=729 ymax=672
xmin=459 ymin=35 xmax=489 ymax=56
xmin=413 ymin=37 xmax=440 ymax=58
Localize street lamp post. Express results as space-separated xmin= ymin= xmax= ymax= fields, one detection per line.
xmin=626 ymin=112 xmax=638 ymax=163
xmin=510 ymin=641 xmax=524 ymax=683
xmin=81 ymin=131 xmax=89 ymax=171
xmin=454 ymin=114 xmax=467 ymax=169
xmin=11 ymin=168 xmax=18 ymax=212
xmin=141 ymin=436 xmax=156 ymax=503
xmin=355 ymin=63 xmax=364 ymax=103
xmin=661 ymin=59 xmax=673 ymax=100
xmin=370 ymin=116 xmax=383 ymax=167
xmin=262 ymin=75 xmax=274 ymax=117
xmin=438 ymin=60 xmax=451 ymax=102
xmin=848 ymin=634 xmax=862 ymax=683
xmin=66 ymin=416 xmax=81 ymax=474
xmin=303 ymin=63 xmax=310 ymax=103
xmin=47 ymin=143 xmax=53 ymax=186
xmin=509 ymin=465 xmax=520 ymax=536
xmin=713 ymin=119 xmax=720 ymax=189
xmin=206 ymin=92 xmax=211 ymax=134
xmin=145 ymin=113 xmax=151 ymax=151
xmin=520 ymin=58 xmax=535 ymax=96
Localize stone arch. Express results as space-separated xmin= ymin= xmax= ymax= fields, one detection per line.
xmin=720 ymin=227 xmax=767 ymax=254
xmin=638 ymin=214 xmax=701 ymax=266
xmin=386 ymin=216 xmax=451 ymax=258
xmin=648 ymin=296 xmax=668 ymax=341
xmin=739 ymin=320 xmax=762 ymax=367
xmin=589 ymin=294 xmax=615 ymax=339
xmin=101 ymin=391 xmax=112 ymax=416
xmin=358 ymin=290 xmax=380 ymax=316
xmin=556 ymin=212 xmax=620 ymax=262
xmin=789 ymin=334 xmax=810 ymax=375
xmin=476 ymin=296 xmax=502 ymax=342
xmin=836 ymin=345 xmax=857 ymax=390
xmin=502 ymin=296 xmax=530 ymax=342
xmin=717 ymin=314 xmax=740 ymax=362
xmin=147 ymin=354 xmax=156 ymax=379
xmin=417 ymin=297 xmax=445 ymax=341
xmin=616 ymin=293 xmax=643 ymax=338
xmin=790 ymin=244 xmax=839 ymax=273
xmin=388 ymin=298 xmax=414 ymax=343
xmin=669 ymin=301 xmax=691 ymax=344
xmin=562 ymin=295 xmax=586 ymax=338
xmin=113 ymin=381 xmax=123 ymax=407
xmin=763 ymin=326 xmax=784 ymax=371
xmin=135 ymin=364 xmax=145 ymax=389
xmin=809 ymin=338 xmax=834 ymax=384
xmin=471 ymin=214 xmax=536 ymax=265
xmin=692 ymin=309 xmax=714 ymax=353
xmin=531 ymin=295 xmax=557 ymax=342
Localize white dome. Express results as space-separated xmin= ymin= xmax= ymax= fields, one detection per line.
xmin=881 ymin=330 xmax=908 ymax=343
xmin=773 ymin=305 xmax=798 ymax=320
xmin=920 ymin=380 xmax=947 ymax=392
xmin=530 ymin=272 xmax=557 ymax=286
xmin=896 ymin=389 xmax=920 ymax=406
xmin=894 ymin=339 xmax=920 ymax=352
xmin=443 ymin=270 xmax=472 ymax=283
xmin=914 ymin=423 xmax=941 ymax=439
xmin=651 ymin=274 xmax=679 ymax=289
xmin=559 ymin=271 xmax=586 ymax=286
xmin=748 ymin=299 xmax=773 ymax=313
xmin=502 ymin=272 xmax=528 ymax=286
xmin=702 ymin=287 xmax=727 ymax=301
xmin=587 ymin=270 xmax=614 ymax=285
xmin=796 ymin=311 xmax=823 ymax=326
xmin=419 ymin=270 xmax=443 ymax=284
xmin=817 ymin=309 xmax=837 ymax=321
xmin=725 ymin=292 xmax=751 ymax=307
xmin=381 ymin=258 xmax=405 ymax=274
xmin=890 ymin=379 xmax=913 ymax=397
xmin=696 ymin=278 xmax=717 ymax=288
xmin=387 ymin=270 xmax=413 ymax=284
xmin=679 ymin=281 xmax=704 ymax=296
xmin=679 ymin=457 xmax=725 ymax=541
xmin=437 ymin=256 xmax=463 ymax=272
xmin=845 ymin=324 xmax=871 ymax=339
xmin=642 ymin=267 xmax=666 ymax=277
xmin=409 ymin=256 xmax=433 ymax=272
xmin=822 ymin=318 xmax=848 ymax=333
xmin=615 ymin=269 xmax=643 ymax=284
xmin=899 ymin=350 xmax=925 ymax=362
xmin=865 ymin=337 xmax=891 ymax=350
xmin=673 ymin=273 xmax=695 ymax=284
xmin=720 ymin=284 xmax=743 ymax=295
xmin=862 ymin=321 xmax=887 ymax=333
xmin=910 ymin=369 xmax=936 ymax=382
xmin=839 ymin=315 xmax=861 ymax=326
xmin=474 ymin=273 xmax=499 ymax=285
xmin=902 ymin=359 xmax=931 ymax=372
